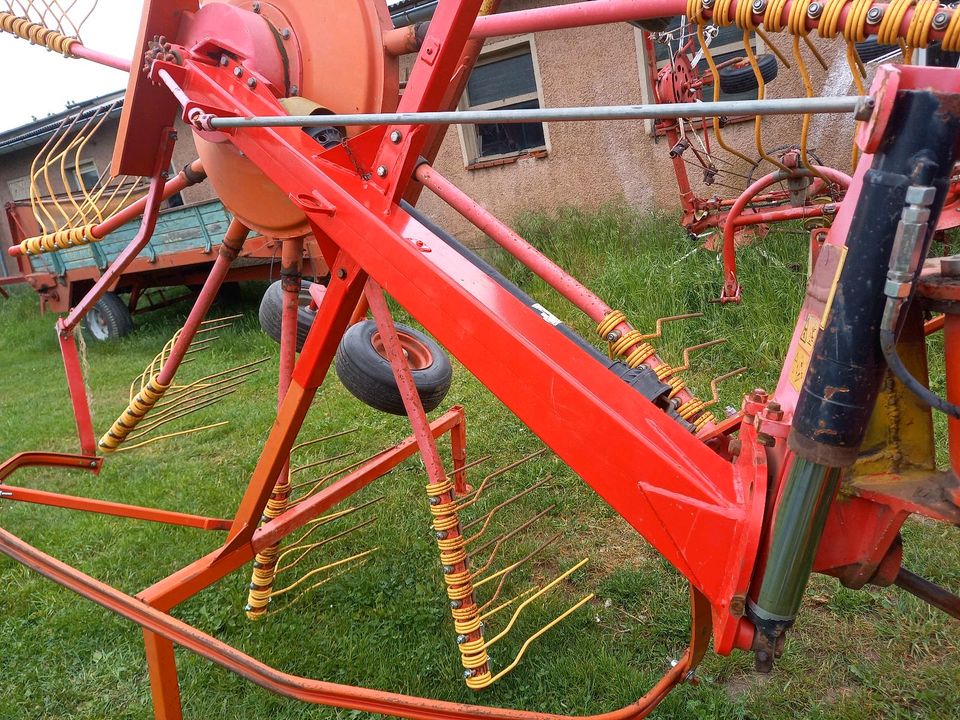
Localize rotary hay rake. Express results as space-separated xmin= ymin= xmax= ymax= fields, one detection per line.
xmin=643 ymin=8 xmax=960 ymax=301
xmin=1 ymin=0 xmax=959 ymax=718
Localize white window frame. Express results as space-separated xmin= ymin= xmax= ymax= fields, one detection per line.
xmin=7 ymin=175 xmax=31 ymax=202
xmin=67 ymin=159 xmax=101 ymax=194
xmin=456 ymin=34 xmax=551 ymax=168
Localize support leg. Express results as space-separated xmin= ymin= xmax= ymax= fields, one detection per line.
xmin=246 ymin=236 xmax=304 ymax=618
xmin=143 ymin=629 xmax=183 ymax=720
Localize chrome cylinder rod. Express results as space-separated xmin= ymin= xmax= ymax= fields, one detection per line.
xmin=203 ymin=96 xmax=872 ymax=130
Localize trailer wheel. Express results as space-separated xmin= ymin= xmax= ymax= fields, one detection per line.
xmin=718 ymin=53 xmax=778 ymax=95
xmin=335 ymin=320 xmax=452 ymax=415
xmin=258 ymin=279 xmax=318 ymax=352
xmin=84 ymin=292 xmax=134 ymax=342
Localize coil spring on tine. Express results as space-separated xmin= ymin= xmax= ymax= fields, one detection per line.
xmin=0 ymin=11 xmax=77 ymax=54
xmin=598 ymin=311 xmax=717 ymax=430
xmin=19 ymin=223 xmax=99 ymax=256
xmin=426 ymin=476 xmax=491 ymax=687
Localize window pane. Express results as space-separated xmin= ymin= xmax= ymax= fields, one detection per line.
xmin=7 ymin=177 xmax=30 ymax=201
xmin=474 ymin=98 xmax=545 ymax=159
xmin=466 ymin=52 xmax=538 ymax=107
xmin=68 ymin=161 xmax=100 ymax=193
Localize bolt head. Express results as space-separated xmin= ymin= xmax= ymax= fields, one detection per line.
xmin=866 ymin=6 xmax=883 ymax=23
xmin=450 ymin=600 xmax=462 ymax=609
xmin=234 ymin=66 xmax=243 ymax=77
xmin=290 ymin=85 xmax=299 ymax=95
xmin=752 ymin=0 xmax=766 ymax=11
xmin=463 ymin=669 xmax=475 ymax=679
xmin=933 ymin=11 xmax=950 ymax=30
xmin=905 ymin=185 xmax=936 ymax=206
xmin=219 ymin=54 xmax=229 ymax=66
xmin=390 ymin=130 xmax=402 ymax=143
xmin=428 ymin=495 xmax=441 ymax=506
xmin=435 ymin=530 xmax=448 ymax=540
xmin=456 ymin=634 xmax=467 ymax=644
xmin=376 ymin=165 xmax=388 ymax=178
xmin=247 ymin=77 xmax=257 ymax=89
xmin=337 ymin=268 xmax=347 ymax=280
xmin=282 ymin=28 xmax=292 ymax=40
xmin=442 ymin=564 xmax=454 ymax=574
xmin=807 ymin=1 xmax=822 ymax=17
xmin=252 ymin=1 xmax=261 ymax=11
xmin=606 ymin=330 xmax=621 ymax=342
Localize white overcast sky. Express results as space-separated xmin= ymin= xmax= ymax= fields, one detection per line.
xmin=0 ymin=0 xmax=409 ymax=132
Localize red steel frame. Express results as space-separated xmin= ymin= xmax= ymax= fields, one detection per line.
xmin=1 ymin=2 xmax=959 ymax=719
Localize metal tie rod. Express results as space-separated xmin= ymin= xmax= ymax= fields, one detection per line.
xmin=204 ymin=96 xmax=873 ymax=130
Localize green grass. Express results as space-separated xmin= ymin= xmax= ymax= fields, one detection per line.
xmin=0 ymin=205 xmax=956 ymax=719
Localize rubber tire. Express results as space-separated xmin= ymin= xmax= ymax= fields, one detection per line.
xmin=258 ymin=279 xmax=318 ymax=352
xmin=335 ymin=320 xmax=453 ymax=416
xmin=855 ymin=39 xmax=896 ymax=63
xmin=718 ymin=54 xmax=778 ymax=95
xmin=83 ymin=292 xmax=134 ymax=342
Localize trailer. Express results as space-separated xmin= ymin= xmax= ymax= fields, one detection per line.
xmin=5 ymin=196 xmax=324 ymax=339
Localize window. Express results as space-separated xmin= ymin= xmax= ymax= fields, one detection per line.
xmin=67 ymin=159 xmax=101 ymax=194
xmin=7 ymin=175 xmax=31 ymax=202
xmin=459 ymin=38 xmax=548 ymax=166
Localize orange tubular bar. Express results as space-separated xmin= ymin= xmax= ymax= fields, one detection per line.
xmin=0 ymin=524 xmax=711 ymax=720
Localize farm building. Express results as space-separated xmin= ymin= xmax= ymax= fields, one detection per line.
xmin=0 ymin=0 xmax=877 ymax=303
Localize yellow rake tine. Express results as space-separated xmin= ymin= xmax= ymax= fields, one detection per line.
xmin=268 ymin=548 xmax=379 ymax=599
xmin=170 ymin=357 xmax=270 ymax=395
xmin=291 ymin=450 xmax=357 ymax=475
xmin=126 ymin=393 xmax=234 ymax=441
xmin=114 ymin=421 xmax=229 ymax=453
xmin=156 ymin=369 xmax=259 ymax=408
xmin=30 ymin=113 xmax=79 ymax=233
xmin=703 ymin=367 xmax=749 ymax=409
xmin=68 ymin=99 xmax=117 ymax=225
xmin=461 ymin=475 xmax=553 ymax=538
xmin=480 ymin=593 xmax=596 ymax=689
xmin=289 ymin=453 xmax=378 ymax=496
xmin=468 ymin=505 xmax=556 ymax=580
xmin=470 ymin=503 xmax=556 ymax=558
xmin=202 ymin=313 xmax=244 ymax=325
xmin=275 ymin=517 xmax=377 ymax=575
xmin=287 ymin=496 xmax=385 ymax=548
xmin=479 ymin=559 xmax=590 ymax=652
xmin=266 ymin=558 xmax=372 ymax=617
xmin=474 ymin=531 xmax=562 ymax=592
xmin=675 ymin=339 xmax=726 ymax=374
xmin=754 ymin=27 xmax=791 ymax=68
xmin=291 ymin=427 xmax=359 ymax=453
xmin=478 ymin=586 xmax=540 ymax=623
xmin=454 ymin=448 xmax=548 ymax=512
xmin=637 ymin=312 xmax=703 ymax=342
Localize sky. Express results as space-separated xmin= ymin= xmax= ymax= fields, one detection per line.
xmin=0 ymin=0 xmax=414 ymax=132
xmin=0 ymin=0 xmax=142 ymax=131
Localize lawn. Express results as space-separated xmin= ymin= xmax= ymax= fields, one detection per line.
xmin=0 ymin=206 xmax=957 ymax=719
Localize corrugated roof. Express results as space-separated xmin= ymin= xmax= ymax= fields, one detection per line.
xmin=0 ymin=90 xmax=125 ymax=157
